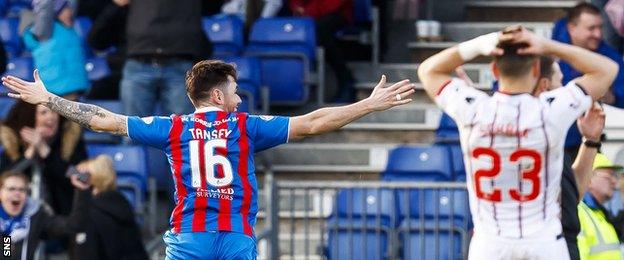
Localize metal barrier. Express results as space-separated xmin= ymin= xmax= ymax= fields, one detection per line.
xmin=258 ymin=180 xmax=471 ymax=260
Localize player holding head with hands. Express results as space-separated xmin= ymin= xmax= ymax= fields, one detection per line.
xmin=418 ymin=26 xmax=617 ymax=259
xmin=1 ymin=60 xmax=414 ymax=259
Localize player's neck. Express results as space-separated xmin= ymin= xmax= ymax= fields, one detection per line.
xmin=194 ymin=101 xmax=225 ymax=111
xmin=498 ymin=76 xmax=536 ymax=94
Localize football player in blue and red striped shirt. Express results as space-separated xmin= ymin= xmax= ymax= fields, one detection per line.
xmin=2 ymin=60 xmax=415 ymax=259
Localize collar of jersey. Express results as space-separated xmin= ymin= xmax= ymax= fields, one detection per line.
xmin=195 ymin=106 xmax=224 ymax=113
xmin=494 ymin=90 xmax=531 ymax=96
xmin=583 ymin=193 xmax=601 ymax=209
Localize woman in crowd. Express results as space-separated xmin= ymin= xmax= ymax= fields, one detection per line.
xmin=0 ymin=100 xmax=86 ymax=215
xmin=72 ymin=155 xmax=148 ymax=260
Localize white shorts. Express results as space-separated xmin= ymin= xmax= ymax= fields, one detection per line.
xmin=468 ymin=234 xmax=570 ymax=260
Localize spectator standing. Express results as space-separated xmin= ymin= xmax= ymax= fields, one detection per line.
xmin=22 ymin=0 xmax=89 ymax=101
xmin=552 ymin=3 xmax=624 ymax=158
xmin=114 ymin=0 xmax=212 ymax=117
xmin=84 ymin=2 xmax=127 ymax=100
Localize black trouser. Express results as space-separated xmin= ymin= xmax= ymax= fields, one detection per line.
xmin=561 ymin=151 xmax=581 ymax=260
xmin=565 ymin=236 xmax=581 ymax=260
xmin=316 ymin=12 xmax=355 ymax=98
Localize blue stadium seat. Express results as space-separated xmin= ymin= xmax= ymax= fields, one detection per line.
xmin=336 ymin=0 xmax=373 ymax=38
xmin=434 ymin=143 xmax=465 ymax=181
xmin=117 ymin=177 xmax=145 ymax=226
xmin=86 ymin=144 xmax=149 ymax=216
xmin=0 ymin=17 xmax=20 ymax=57
xmin=3 ymin=57 xmax=33 ymax=81
xmin=397 ymin=189 xmax=470 ymax=221
xmin=397 ymin=189 xmax=470 ymax=260
xmin=354 ymin=0 xmax=373 ymax=24
xmin=0 ymin=0 xmax=7 ymax=17
xmin=333 ymin=188 xmax=397 ymax=223
xmin=86 ymin=144 xmax=148 ymax=191
xmin=245 ymin=18 xmax=316 ymax=104
xmin=118 ymin=185 xmax=139 ymax=210
xmin=326 ymin=188 xmax=397 ymax=260
xmin=73 ymin=16 xmax=94 ymax=57
xmin=73 ymin=16 xmax=92 ymax=40
xmin=435 ymin=113 xmax=459 ymax=141
xmin=85 ymin=57 xmax=111 ymax=81
xmin=0 ymin=97 xmax=15 ymax=120
xmin=202 ymin=15 xmax=244 ymax=57
xmin=6 ymin=0 xmax=30 ymax=17
xmin=222 ymin=56 xmax=263 ymax=113
xmin=448 ymin=145 xmax=465 ymax=181
xmin=82 ymin=100 xmax=122 ymax=143
xmin=146 ymin=146 xmax=171 ymax=191
xmin=382 ymin=145 xmax=453 ymax=181
xmin=399 ymin=223 xmax=465 ymax=260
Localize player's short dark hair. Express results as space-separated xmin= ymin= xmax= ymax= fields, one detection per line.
xmin=493 ymin=42 xmax=537 ymax=78
xmin=539 ymin=56 xmax=556 ymax=80
xmin=567 ymin=2 xmax=601 ymax=24
xmin=185 ymin=60 xmax=238 ymax=104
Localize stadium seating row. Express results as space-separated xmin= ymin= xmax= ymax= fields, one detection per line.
xmin=86 ymin=144 xmax=149 ymax=216
xmin=205 ymin=15 xmax=317 ymax=105
xmin=384 ymin=144 xmax=465 ymax=182
xmin=0 ymin=15 xmax=318 ymax=105
xmin=0 ymin=55 xmax=109 ymax=82
xmin=326 ymin=187 xmax=471 ymax=259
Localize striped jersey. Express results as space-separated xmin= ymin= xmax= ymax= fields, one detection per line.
xmin=435 ymin=78 xmax=592 ymax=239
xmin=127 ymin=107 xmax=290 ymax=237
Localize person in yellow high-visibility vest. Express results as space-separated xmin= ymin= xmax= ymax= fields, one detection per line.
xmin=578 ymin=153 xmax=624 ymax=260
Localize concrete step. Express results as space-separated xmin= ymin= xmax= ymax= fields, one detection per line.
xmin=258 ymin=143 xmax=400 ymax=173
xmin=407 ymin=41 xmax=493 ymax=63
xmin=348 ymin=103 xmax=439 ymax=126
xmin=464 ymin=1 xmax=575 ymax=22
xmin=349 ymin=62 xmax=419 ymax=84
xmin=350 ymin=63 xmax=493 ymax=90
xmin=289 ymin=128 xmax=435 ymax=144
xmin=442 ymin=22 xmax=553 ymax=42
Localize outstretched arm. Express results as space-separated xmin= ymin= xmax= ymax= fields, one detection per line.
xmin=2 ymin=70 xmax=128 ymax=136
xmin=572 ymin=103 xmax=605 ymax=199
xmin=288 ymin=76 xmax=415 ymax=141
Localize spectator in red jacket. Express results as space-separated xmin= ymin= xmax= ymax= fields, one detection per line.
xmin=290 ymin=0 xmax=356 ymax=102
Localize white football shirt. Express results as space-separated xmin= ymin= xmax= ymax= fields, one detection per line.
xmin=435 ymin=78 xmax=592 ymax=239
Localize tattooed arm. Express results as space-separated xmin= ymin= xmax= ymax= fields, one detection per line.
xmin=2 ymin=70 xmax=128 ymax=136
xmin=46 ymin=95 xmax=127 ymax=135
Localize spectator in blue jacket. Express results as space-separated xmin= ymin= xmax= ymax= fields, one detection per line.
xmin=552 ymin=2 xmax=624 ymax=157
xmin=22 ymin=0 xmax=89 ymax=101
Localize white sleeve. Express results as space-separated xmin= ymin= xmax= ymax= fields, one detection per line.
xmin=434 ymin=77 xmax=488 ymax=126
xmin=539 ymin=81 xmax=592 ymax=131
